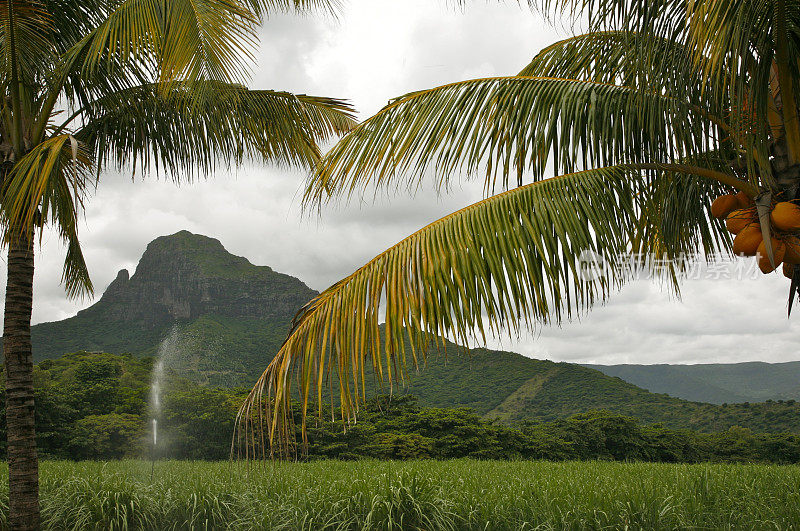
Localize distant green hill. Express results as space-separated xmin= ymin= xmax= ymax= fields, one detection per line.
xmin=584 ymin=362 xmax=800 ymax=404
xmin=397 ymin=346 xmax=800 ymax=432
xmin=20 ymin=230 xmax=800 ymax=433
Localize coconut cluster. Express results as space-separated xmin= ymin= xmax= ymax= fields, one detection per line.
xmin=711 ymin=192 xmax=800 ymax=277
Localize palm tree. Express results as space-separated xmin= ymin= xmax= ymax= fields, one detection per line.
xmin=0 ymin=1 xmax=355 ymax=527
xmin=237 ymin=0 xmax=800 ymax=458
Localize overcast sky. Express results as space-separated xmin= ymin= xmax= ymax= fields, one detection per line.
xmin=3 ymin=1 xmax=799 ymax=366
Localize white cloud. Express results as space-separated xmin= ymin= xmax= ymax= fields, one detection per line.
xmin=502 ymin=273 xmax=800 ymax=364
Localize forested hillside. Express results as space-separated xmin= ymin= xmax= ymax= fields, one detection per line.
xmin=3 ymin=351 xmax=800 ymax=463
xmin=401 ymin=347 xmax=800 ymax=432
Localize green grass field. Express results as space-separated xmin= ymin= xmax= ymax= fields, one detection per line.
xmin=2 ymin=460 xmax=799 ymax=529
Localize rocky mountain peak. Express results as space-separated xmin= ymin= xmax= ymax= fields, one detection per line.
xmin=30 ymin=231 xmax=319 ymax=383
xmin=85 ymin=230 xmax=317 ymax=324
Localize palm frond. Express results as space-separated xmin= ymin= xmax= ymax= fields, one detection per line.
xmin=305 ymin=76 xmax=725 ymax=206
xmin=538 ymin=0 xmax=686 ymax=33
xmin=159 ymin=0 xmax=258 ymax=82
xmin=243 ymin=0 xmax=341 ymax=18
xmin=40 ymin=0 xmax=109 ymax=51
xmin=1 ymin=134 xmax=96 ymax=298
xmin=518 ymin=31 xmax=727 ymax=113
xmin=74 ymin=81 xmax=356 ymax=178
xmin=61 ymin=231 xmax=93 ymax=299
xmin=684 ymin=0 xmax=785 ymax=85
xmin=236 ymin=162 xmax=749 ymax=458
xmin=67 ymin=0 xmax=258 ymax=85
xmin=0 ymin=0 xmax=55 ymax=82
xmin=632 ymin=156 xmax=734 ymax=285
xmin=540 ymin=0 xmax=795 ymax=184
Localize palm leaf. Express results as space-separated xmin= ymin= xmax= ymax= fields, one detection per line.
xmin=518 ymin=31 xmax=726 ymax=112
xmin=66 ymin=0 xmax=258 ymax=84
xmin=60 ymin=231 xmax=93 ymax=299
xmin=538 ymin=0 xmax=687 ymax=32
xmin=37 ymin=0 xmax=342 ymax=143
xmin=74 ymin=81 xmax=357 ymax=177
xmin=540 ymin=0 xmax=799 ymax=184
xmin=243 ymin=0 xmax=341 ymax=18
xmin=0 ymin=0 xmax=55 ymax=80
xmin=236 ymin=163 xmax=748 ymax=457
xmin=305 ymin=76 xmax=725 ymax=205
xmin=632 ymin=157 xmax=734 ymax=284
xmin=1 ymin=134 xmax=96 ymax=298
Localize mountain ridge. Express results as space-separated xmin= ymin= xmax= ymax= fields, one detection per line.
xmin=585 ymin=361 xmax=800 ymax=404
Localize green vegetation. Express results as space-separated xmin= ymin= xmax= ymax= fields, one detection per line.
xmin=0 ymin=460 xmax=796 ymax=529
xmin=300 ymin=397 xmax=800 ymax=464
xmin=396 ymin=347 xmax=800 ymax=433
xmin=399 ymin=347 xmax=558 ymax=413
xmin=32 ymin=314 xmax=289 ymax=387
xmin=32 ymin=316 xmax=169 ymax=363
xmin=0 ymin=352 xmax=249 ymax=460
xmin=481 ymin=361 xmax=800 ymax=432
xmin=10 ymin=351 xmax=800 ymax=464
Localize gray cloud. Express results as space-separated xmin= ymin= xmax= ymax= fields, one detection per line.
xmin=3 ymin=1 xmax=799 ymax=365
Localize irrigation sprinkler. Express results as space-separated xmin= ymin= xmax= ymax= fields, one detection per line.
xmin=151 ymin=418 xmax=157 ymax=482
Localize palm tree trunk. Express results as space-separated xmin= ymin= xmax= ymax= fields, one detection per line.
xmin=3 ymin=230 xmax=39 ymax=530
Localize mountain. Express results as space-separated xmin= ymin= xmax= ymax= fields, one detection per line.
xmin=24 ymin=230 xmax=800 ymax=433
xmin=584 ymin=362 xmax=800 ymax=404
xmin=30 ymin=230 xmax=318 ymax=385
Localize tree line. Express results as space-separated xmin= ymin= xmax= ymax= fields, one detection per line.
xmin=1 ymin=352 xmax=799 ymax=464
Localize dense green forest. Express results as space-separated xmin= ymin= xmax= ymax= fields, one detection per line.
xmin=4 ymin=351 xmax=800 ymax=464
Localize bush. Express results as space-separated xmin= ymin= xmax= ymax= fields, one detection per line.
xmin=68 ymin=414 xmax=143 ymax=459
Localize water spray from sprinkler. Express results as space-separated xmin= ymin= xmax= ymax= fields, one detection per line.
xmin=149 ymin=326 xmax=178 ymax=482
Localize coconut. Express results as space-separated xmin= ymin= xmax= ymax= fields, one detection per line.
xmin=725 ymin=208 xmax=757 ymax=234
xmin=770 ymin=202 xmax=800 ymax=232
xmin=784 ymin=262 xmax=796 ymax=279
xmin=711 ymin=194 xmax=739 ymax=219
xmin=732 ymin=224 xmax=763 ymax=256
xmin=736 ymin=191 xmax=754 ymax=208
xmin=757 ymin=238 xmax=786 ymax=273
xmin=784 ymin=235 xmax=800 ymax=264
